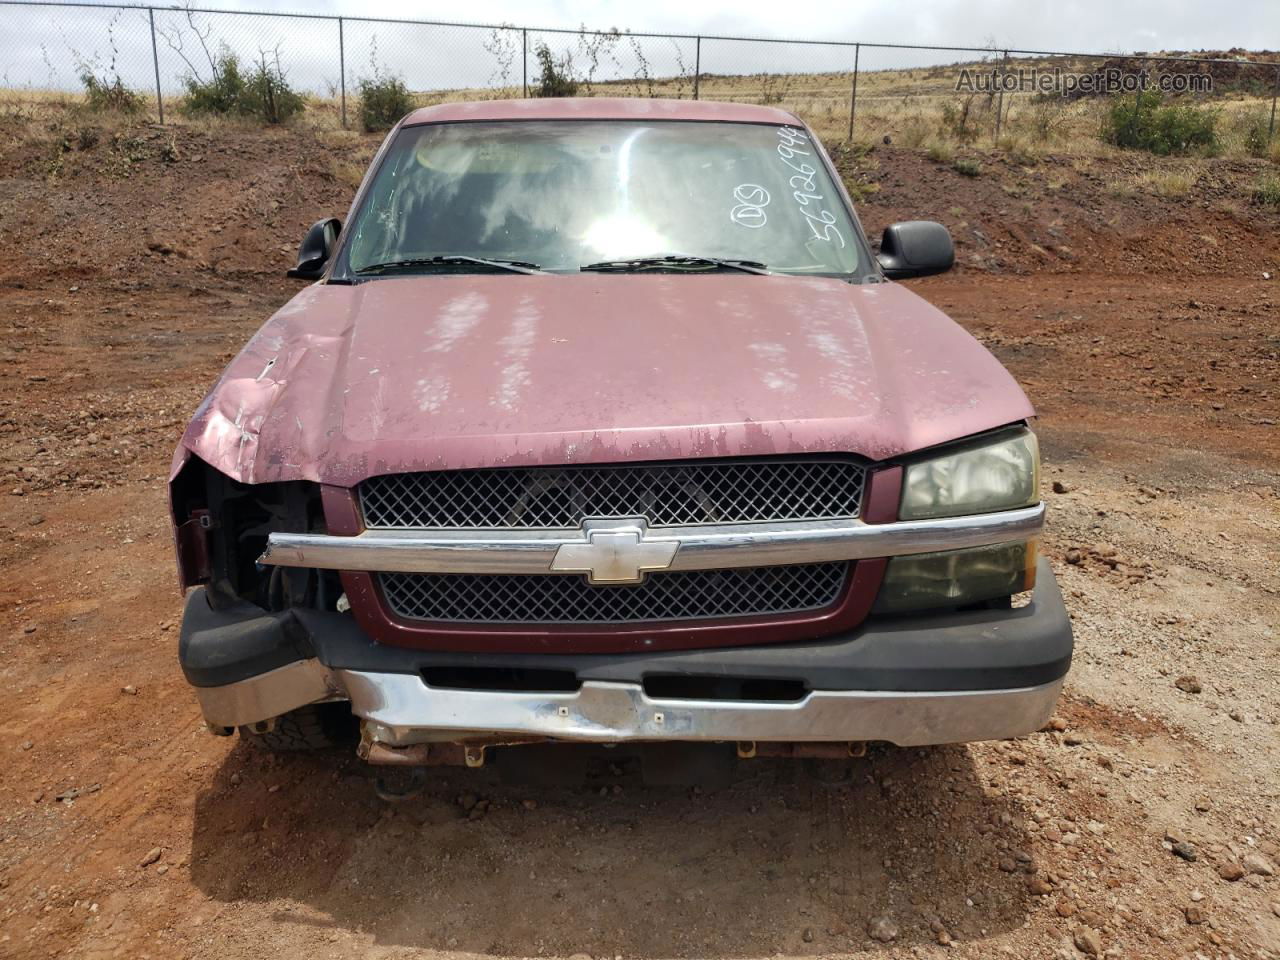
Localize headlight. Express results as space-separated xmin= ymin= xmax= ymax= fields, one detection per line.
xmin=874 ymin=540 xmax=1037 ymax=614
xmin=900 ymin=428 xmax=1039 ymax=520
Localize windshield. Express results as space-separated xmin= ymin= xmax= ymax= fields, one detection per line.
xmin=336 ymin=119 xmax=865 ymax=278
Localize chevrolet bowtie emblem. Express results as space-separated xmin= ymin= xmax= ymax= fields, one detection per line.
xmin=550 ymin=518 xmax=680 ymax=584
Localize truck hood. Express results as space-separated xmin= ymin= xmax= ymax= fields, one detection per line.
xmin=176 ymin=274 xmax=1034 ymax=486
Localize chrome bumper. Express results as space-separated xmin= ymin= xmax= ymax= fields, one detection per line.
xmin=195 ymin=663 xmax=1063 ymax=748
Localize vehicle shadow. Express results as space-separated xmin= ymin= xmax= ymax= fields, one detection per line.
xmin=189 ymin=740 xmax=1036 ymax=956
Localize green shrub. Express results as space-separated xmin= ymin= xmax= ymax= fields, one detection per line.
xmin=925 ymin=140 xmax=954 ymax=164
xmin=1242 ymin=113 xmax=1273 ymax=158
xmin=953 ymin=157 xmax=982 ymax=177
xmin=78 ymin=70 xmax=146 ymax=114
xmin=940 ymin=97 xmax=979 ymax=144
xmin=533 ymin=42 xmax=578 ymax=98
xmin=243 ymin=56 xmax=304 ymax=124
xmin=357 ymin=71 xmax=413 ymax=132
xmin=1253 ymin=172 xmax=1280 ymax=207
xmin=1101 ymin=91 xmax=1219 ymax=156
xmin=181 ymin=50 xmax=303 ymax=124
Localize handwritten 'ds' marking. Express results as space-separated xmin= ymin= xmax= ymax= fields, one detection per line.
xmin=730 ymin=183 xmax=770 ymax=228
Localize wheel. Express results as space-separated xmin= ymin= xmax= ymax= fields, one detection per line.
xmin=238 ymin=701 xmax=356 ymax=752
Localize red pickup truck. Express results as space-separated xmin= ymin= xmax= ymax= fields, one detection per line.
xmin=171 ymin=97 xmax=1070 ymax=769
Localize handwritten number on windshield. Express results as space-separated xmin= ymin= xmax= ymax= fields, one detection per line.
xmin=776 ymin=127 xmax=846 ymax=248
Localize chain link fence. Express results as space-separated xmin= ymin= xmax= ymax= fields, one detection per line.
xmin=2 ymin=0 xmax=1278 ymax=145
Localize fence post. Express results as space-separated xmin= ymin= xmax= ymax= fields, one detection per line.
xmin=1270 ymin=66 xmax=1278 ymax=142
xmin=522 ymin=29 xmax=528 ymax=98
xmin=848 ymin=43 xmax=860 ymax=141
xmin=338 ymin=18 xmax=347 ymax=129
xmin=994 ymin=49 xmax=1008 ymax=142
xmin=147 ymin=7 xmax=163 ymax=124
xmin=693 ymin=36 xmax=701 ymax=100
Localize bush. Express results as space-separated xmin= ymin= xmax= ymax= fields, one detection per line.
xmin=357 ymin=72 xmax=413 ymax=132
xmin=953 ymin=157 xmax=982 ymax=177
xmin=940 ymin=97 xmax=979 ymax=144
xmin=181 ymin=50 xmax=303 ymax=124
xmin=925 ymin=140 xmax=954 ymax=164
xmin=1253 ymin=172 xmax=1280 ymax=207
xmin=79 ymin=70 xmax=146 ymax=114
xmin=533 ymin=42 xmax=578 ymax=98
xmin=1241 ymin=113 xmax=1273 ymax=159
xmin=1101 ymin=91 xmax=1218 ymax=156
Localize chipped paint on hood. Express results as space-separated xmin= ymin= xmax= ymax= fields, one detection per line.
xmin=174 ymin=274 xmax=1034 ymax=487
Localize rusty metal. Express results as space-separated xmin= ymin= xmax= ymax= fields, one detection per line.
xmin=360 ymin=733 xmax=546 ymax=766
xmin=847 ymin=43 xmax=859 ymax=141
xmin=338 ymin=17 xmax=347 ymax=130
xmin=147 ymin=8 xmax=163 ymax=124
xmin=994 ymin=49 xmax=1009 ymax=142
xmin=1270 ymin=66 xmax=1278 ymax=143
xmin=693 ymin=36 xmax=701 ymax=100
xmin=737 ymin=741 xmax=867 ymax=759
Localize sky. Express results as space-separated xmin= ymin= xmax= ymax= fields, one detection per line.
xmin=3 ymin=0 xmax=1275 ymax=96
xmin=106 ymin=0 xmax=1279 ymax=53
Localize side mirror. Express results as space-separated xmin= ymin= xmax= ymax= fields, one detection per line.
xmin=876 ymin=221 xmax=954 ymax=279
xmin=287 ymin=217 xmax=341 ymax=280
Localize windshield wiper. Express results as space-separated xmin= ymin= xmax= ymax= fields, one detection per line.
xmin=580 ymin=254 xmax=770 ymax=275
xmin=354 ymin=255 xmax=544 ymax=276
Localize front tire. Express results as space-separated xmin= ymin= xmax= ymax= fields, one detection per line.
xmin=238 ymin=702 xmax=356 ymax=752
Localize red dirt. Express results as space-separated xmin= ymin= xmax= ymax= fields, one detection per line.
xmin=1 ymin=114 xmax=1278 ymax=959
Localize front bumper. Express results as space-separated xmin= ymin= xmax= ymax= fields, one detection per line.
xmin=180 ymin=558 xmax=1072 ymax=748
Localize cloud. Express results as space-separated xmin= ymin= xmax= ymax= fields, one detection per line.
xmin=3 ymin=0 xmax=1273 ymax=97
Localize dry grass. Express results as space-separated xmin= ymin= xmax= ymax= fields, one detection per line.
xmin=5 ymin=54 xmax=1278 ymax=163
xmin=1131 ymin=167 xmax=1200 ymax=197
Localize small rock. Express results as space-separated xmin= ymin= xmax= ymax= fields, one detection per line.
xmin=20 ymin=740 xmax=34 ymax=751
xmin=801 ymin=927 xmax=814 ymax=943
xmin=121 ymin=685 xmax=138 ymax=696
xmin=867 ymin=915 xmax=899 ymax=943
xmin=458 ymin=793 xmax=478 ymax=812
xmin=1171 ymin=841 xmax=1197 ymax=862
xmin=1056 ymin=900 xmax=1077 ymax=918
xmin=1272 ymin=902 xmax=1280 ymax=918
xmin=1048 ymin=716 xmax=1068 ymax=732
xmin=156 ymin=864 xmax=169 ymax=876
xmin=1064 ymin=548 xmax=1083 ymax=565
xmin=230 ymin=773 xmax=241 ymax=786
xmin=1028 ymin=876 xmax=1053 ymax=895
xmin=1184 ymin=905 xmax=1205 ymax=925
xmin=1190 ymin=890 xmax=1204 ymax=902
xmin=1073 ymin=927 xmax=1103 ymax=956
xmin=522 ymin=799 xmax=537 ymax=811
xmin=1243 ymin=853 xmax=1275 ymax=877
xmin=1052 ymin=480 xmax=1072 ymax=494
xmin=22 ymin=624 xmax=36 ymax=634
xmin=1217 ymin=861 xmax=1245 ymax=882
xmin=139 ymin=847 xmax=162 ymax=868
xmin=1194 ymin=799 xmax=1211 ymax=812
xmin=568 ymin=954 xmax=593 ymax=960
xmin=998 ymin=857 xmax=1018 ymax=872
xmin=1174 ymin=675 xmax=1202 ymax=694
xmin=1062 ymin=733 xmax=1084 ymax=746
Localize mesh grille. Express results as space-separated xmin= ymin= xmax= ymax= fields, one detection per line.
xmin=379 ymin=563 xmax=849 ymax=625
xmin=360 ymin=459 xmax=866 ymax=529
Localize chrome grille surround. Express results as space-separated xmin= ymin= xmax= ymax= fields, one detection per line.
xmin=379 ymin=562 xmax=849 ymax=625
xmin=359 ymin=458 xmax=868 ymax=529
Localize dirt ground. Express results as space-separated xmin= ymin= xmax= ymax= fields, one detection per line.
xmin=1 ymin=115 xmax=1278 ymax=960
